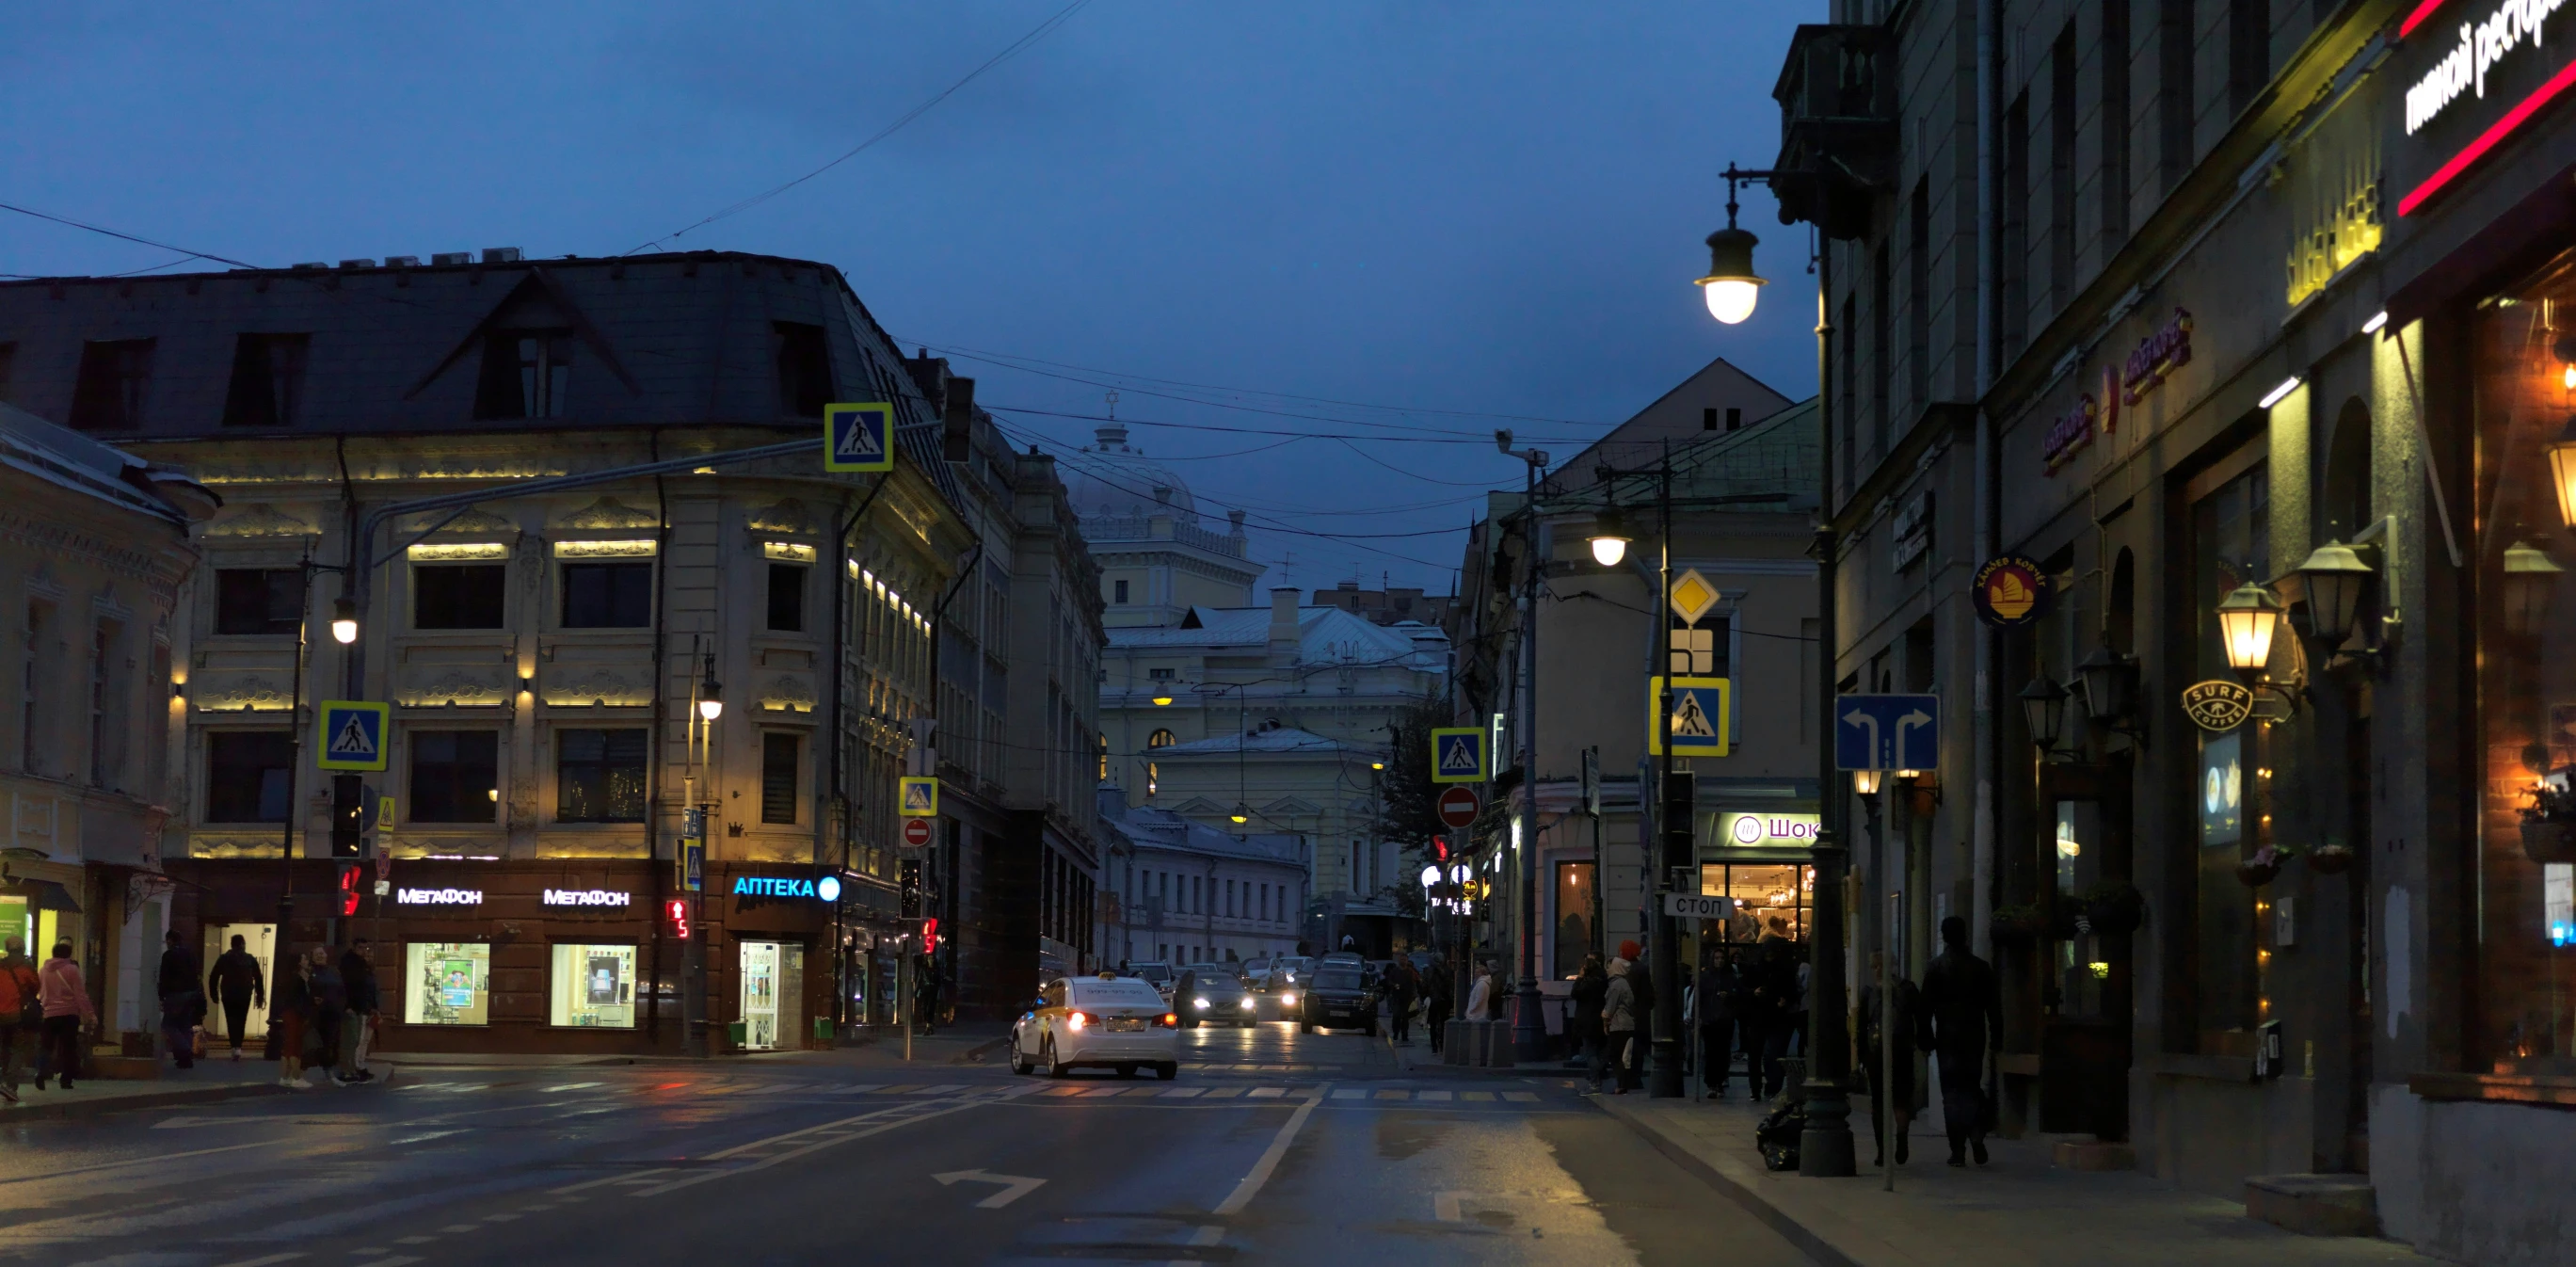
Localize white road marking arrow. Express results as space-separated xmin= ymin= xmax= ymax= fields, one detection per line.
xmin=934 ymin=1169 xmax=1048 ymax=1209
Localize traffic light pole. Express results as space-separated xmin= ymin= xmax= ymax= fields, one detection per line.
xmin=1648 ymin=452 xmax=1686 ymax=1099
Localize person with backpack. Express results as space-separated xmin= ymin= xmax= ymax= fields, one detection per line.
xmin=206 ymin=935 xmax=265 ymax=1061
xmin=0 ymin=936 xmax=40 ymax=1102
xmin=34 ymin=940 xmax=94 ymax=1091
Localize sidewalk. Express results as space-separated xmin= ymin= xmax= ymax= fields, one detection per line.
xmin=1593 ymin=1093 xmax=2433 ymax=1267
xmin=376 ymin=1021 xmax=1016 ymax=1072
xmin=2 ymin=1061 xmax=288 ymax=1122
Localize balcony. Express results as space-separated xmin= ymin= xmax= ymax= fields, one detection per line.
xmin=1771 ymin=24 xmax=1896 ymax=241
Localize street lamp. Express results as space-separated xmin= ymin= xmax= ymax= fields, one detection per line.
xmin=1588 ymin=510 xmax=1632 ymax=567
xmin=329 ymin=595 xmax=359 ymax=645
xmin=2074 ymin=644 xmax=2137 ymax=727
xmin=2019 ymin=676 xmax=2069 ymax=753
xmin=1851 ymin=768 xmax=1881 ymax=796
xmin=1229 ymin=803 xmax=1251 ymax=825
xmin=2549 ymin=418 xmax=2576 ymax=531
xmin=2215 ymin=583 xmax=2287 ymax=679
xmin=2294 ymin=540 xmax=2375 ymax=647
xmin=1696 ymin=225 xmax=1767 ymax=325
xmin=697 ymin=660 xmax=725 ymax=721
xmin=1151 ymin=694 xmax=1174 ymax=707
xmin=2503 ymin=539 xmax=2565 ymax=637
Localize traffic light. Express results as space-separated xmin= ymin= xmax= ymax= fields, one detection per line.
xmin=335 ymin=863 xmax=361 ymax=917
xmin=899 ymin=858 xmax=922 ymax=920
xmin=665 ymin=899 xmax=691 ymax=939
xmin=329 ymin=774 xmax=363 ymax=858
xmin=1433 ymin=838 xmax=1448 ymax=862
xmin=921 ymin=917 xmax=939 ymax=952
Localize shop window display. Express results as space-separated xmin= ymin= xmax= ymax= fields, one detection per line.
xmin=2473 ymin=247 xmax=2576 ymax=1071
xmin=550 ymin=943 xmax=636 ymax=1028
xmin=1698 ymin=863 xmax=1813 ymax=945
xmin=2188 ymin=460 xmax=2267 ymax=1053
xmin=403 ymin=942 xmax=490 ymax=1026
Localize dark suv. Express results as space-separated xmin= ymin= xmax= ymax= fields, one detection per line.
xmin=1297 ymin=963 xmax=1377 ymax=1035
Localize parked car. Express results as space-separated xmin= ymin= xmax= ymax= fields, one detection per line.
xmin=1176 ymin=964 xmax=1258 ymax=1028
xmin=1297 ymin=962 xmax=1378 ymax=1035
xmin=1240 ymin=956 xmax=1275 ymax=989
xmin=1260 ymin=956 xmax=1313 ymax=994
xmin=1011 ymin=973 xmax=1179 ymax=1080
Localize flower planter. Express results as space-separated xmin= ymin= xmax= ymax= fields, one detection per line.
xmin=2084 ymin=899 xmax=2144 ymax=936
xmin=2307 ymin=844 xmax=2356 ymax=875
xmin=2234 ymin=858 xmax=2282 ymax=887
xmin=2521 ymin=820 xmax=2576 ymax=865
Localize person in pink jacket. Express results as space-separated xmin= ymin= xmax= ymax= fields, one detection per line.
xmin=34 ymin=941 xmax=93 ymax=1091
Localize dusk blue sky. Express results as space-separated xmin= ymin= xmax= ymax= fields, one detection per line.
xmin=1 ymin=2 xmax=1818 ymax=593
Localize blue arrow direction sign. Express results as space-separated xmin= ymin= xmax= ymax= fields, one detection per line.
xmin=317 ymin=700 xmax=391 ymax=772
xmin=1430 ymin=727 xmax=1488 ymax=783
xmin=824 ymin=402 xmax=896 ymax=473
xmin=1834 ymin=694 xmax=1939 ymax=772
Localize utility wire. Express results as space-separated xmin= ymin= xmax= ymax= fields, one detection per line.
xmin=620 ymin=0 xmax=1096 ymax=256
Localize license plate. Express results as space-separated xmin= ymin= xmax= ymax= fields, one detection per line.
xmin=1107 ymin=1018 xmax=1147 ymax=1033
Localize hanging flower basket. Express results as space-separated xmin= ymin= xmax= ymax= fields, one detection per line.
xmin=2307 ymin=843 xmax=2357 ymax=874
xmin=2521 ymin=819 xmax=2576 ymax=866
xmin=2234 ymin=846 xmax=2283 ymax=888
xmin=2074 ymin=881 xmax=2147 ymax=935
xmin=1989 ymin=904 xmax=2046 ymax=951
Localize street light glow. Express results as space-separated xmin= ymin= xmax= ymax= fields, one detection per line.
xmin=1695 ymin=225 xmax=1766 ymax=324
xmin=329 ymin=597 xmax=359 ymax=645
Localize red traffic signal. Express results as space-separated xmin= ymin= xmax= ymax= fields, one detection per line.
xmin=666 ymin=899 xmax=691 ymax=938
xmin=335 ymin=863 xmax=362 ymax=917
xmin=920 ymin=917 xmax=939 ymax=951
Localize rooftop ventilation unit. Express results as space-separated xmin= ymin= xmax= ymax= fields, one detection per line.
xmin=430 ymin=251 xmax=473 ymax=266
xmin=383 ymin=255 xmax=421 ymax=267
xmin=291 ymin=262 xmax=327 ymax=270
xmin=481 ymin=247 xmax=522 ymax=264
xmin=338 ymin=259 xmax=375 ymax=269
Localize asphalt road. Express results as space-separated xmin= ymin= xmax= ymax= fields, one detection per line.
xmin=1 ymin=1020 xmax=1816 ymax=1267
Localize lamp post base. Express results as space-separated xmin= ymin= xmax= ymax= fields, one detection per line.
xmin=1798 ymin=1079 xmax=1858 ymax=1177
xmin=1647 ymin=1034 xmax=1684 ymax=1098
xmin=1511 ymin=980 xmax=1544 ymax=1063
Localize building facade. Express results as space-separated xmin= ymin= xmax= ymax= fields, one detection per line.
xmin=1096 ymin=786 xmax=1305 ymax=967
xmin=0 ymin=249 xmax=1101 ymax=1055
xmin=1784 ymin=1 xmax=2576 ymax=1258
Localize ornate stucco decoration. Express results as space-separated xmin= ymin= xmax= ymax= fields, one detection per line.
xmin=206 ymin=503 xmax=319 ymax=538
xmin=759 ymin=673 xmax=817 ymax=714
xmin=749 ymin=498 xmax=817 ymax=536
xmin=554 ymin=497 xmax=660 ymax=532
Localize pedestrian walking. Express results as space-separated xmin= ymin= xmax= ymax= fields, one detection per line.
xmin=1570 ymin=953 xmax=1608 ymax=1093
xmin=206 ymin=935 xmax=265 ymax=1061
xmin=1618 ymin=940 xmax=1654 ymax=1092
xmin=307 ymin=948 xmax=345 ymax=1084
xmin=33 ymin=940 xmax=93 ymax=1091
xmin=1860 ymin=950 xmax=1922 ymax=1166
xmin=1747 ymin=931 xmax=1797 ymax=1098
xmin=1384 ymin=958 xmax=1417 ymax=1045
xmin=0 ymin=936 xmax=40 ymax=1102
xmin=1919 ymin=916 xmax=2003 ymax=1166
xmin=157 ymin=931 xmax=204 ymax=1069
xmin=1422 ymin=959 xmax=1453 ymax=1053
xmin=915 ymin=955 xmax=942 ymax=1036
xmin=1697 ymin=949 xmax=1740 ymax=1098
xmin=274 ymin=951 xmax=313 ymax=1089
xmin=1602 ymin=954 xmax=1640 ymax=1094
xmin=337 ymin=940 xmax=379 ymax=1083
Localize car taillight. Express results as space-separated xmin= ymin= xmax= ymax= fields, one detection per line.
xmin=1157 ymin=1012 xmax=1178 ymax=1028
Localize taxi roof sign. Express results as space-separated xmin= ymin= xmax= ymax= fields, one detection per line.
xmin=824 ymin=402 xmax=896 ymax=473
xmin=317 ymin=700 xmax=391 ymax=771
xmin=1430 ymin=727 xmax=1487 ymax=784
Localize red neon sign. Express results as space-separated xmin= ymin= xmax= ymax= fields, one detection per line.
xmin=2400 ymin=54 xmax=2576 ymax=216
xmin=2401 ymin=0 xmax=2451 ymax=39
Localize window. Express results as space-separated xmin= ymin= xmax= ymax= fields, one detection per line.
xmin=1113 ymin=579 xmax=1129 ymax=604
xmin=403 ymin=942 xmax=490 ymax=1025
xmin=2228 ymin=0 xmax=2269 ymax=117
xmin=2160 ymin=0 xmax=2196 ymax=187
xmin=88 ymin=622 xmax=115 ymax=787
xmin=410 ymin=730 xmax=499 ymax=823
xmin=413 ymin=565 xmax=506 ymax=630
xmin=2002 ymin=90 xmax=2031 ymax=352
xmin=1871 ymin=240 xmax=1892 ymax=455
xmin=556 ymin=729 xmax=647 ymax=823
xmin=1097 ymin=733 xmax=1108 ymax=781
xmin=1555 ymin=859 xmax=1596 ymax=976
xmin=561 ymin=563 xmax=651 ymax=628
xmin=2102 ymin=0 xmax=2133 ymax=245
xmin=2187 ymin=459 xmax=2268 ymax=1053
xmin=20 ymin=601 xmax=43 ymax=774
xmin=473 ymin=330 xmax=571 ymax=419
xmin=216 ymin=569 xmax=306 ymax=636
xmin=766 ymin=563 xmax=806 ymax=633
xmin=760 ymin=731 xmax=799 ymax=825
xmin=551 ymin=943 xmax=637 ymax=1028
xmin=1149 ymin=667 xmax=1174 ymax=682
xmin=774 ymin=322 xmax=833 ymax=418
xmin=1726 ymin=407 xmax=1743 ymax=432
xmin=0 ymin=343 xmax=15 ymax=404
xmin=207 ymin=731 xmax=294 ymax=823
xmin=2051 ymin=21 xmax=2078 ymax=310
xmin=1909 ymin=180 xmax=1931 ymax=409
xmin=1146 ymin=761 xmax=1158 ymax=797
xmin=69 ymin=338 xmax=154 ymax=431
xmin=1703 ymin=407 xmax=1719 ymax=431
xmin=220 ymin=333 xmax=310 ymax=428
xmin=1148 ymin=728 xmax=1176 ymax=748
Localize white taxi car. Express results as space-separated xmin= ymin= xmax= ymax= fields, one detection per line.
xmin=1010 ymin=973 xmax=1180 ymax=1080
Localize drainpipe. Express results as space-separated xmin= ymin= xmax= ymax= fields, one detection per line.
xmin=1972 ymin=0 xmax=2002 ymax=961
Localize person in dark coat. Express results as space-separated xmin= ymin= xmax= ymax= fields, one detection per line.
xmin=306 ymin=948 xmax=345 ymax=1081
xmin=273 ymin=952 xmax=312 ymax=1089
xmin=1918 ymin=916 xmax=2003 ymax=1165
xmin=1569 ymin=954 xmax=1608 ymax=1093
xmin=1697 ymin=949 xmax=1740 ymax=1098
xmin=205 ymin=935 xmax=265 ymax=1062
xmin=1859 ymin=950 xmax=1922 ymax=1166
xmin=156 ymin=931 xmax=203 ymax=1069
xmin=1422 ymin=958 xmax=1453 ymax=1053
xmin=337 ymin=940 xmax=380 ymax=1083
xmin=1617 ymin=940 xmax=1655 ymax=1092
xmin=1384 ymin=958 xmax=1418 ymax=1045
xmin=1745 ymin=930 xmax=1796 ymax=1098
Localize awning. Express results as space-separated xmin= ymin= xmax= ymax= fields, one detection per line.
xmin=14 ymin=880 xmax=80 ymax=912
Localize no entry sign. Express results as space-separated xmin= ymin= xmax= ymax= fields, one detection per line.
xmin=902 ymin=817 xmax=936 ymax=849
xmin=1436 ymin=785 xmax=1480 ymax=829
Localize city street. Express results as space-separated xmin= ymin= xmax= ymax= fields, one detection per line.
xmin=0 ymin=1023 xmax=1814 ymax=1267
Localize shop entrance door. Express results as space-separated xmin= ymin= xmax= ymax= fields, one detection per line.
xmin=741 ymin=940 xmax=780 ymax=1050
xmin=2037 ymin=760 xmax=2134 ymax=1140
xmin=201 ymin=922 xmax=277 ymax=1043
xmin=777 ymin=944 xmax=805 ymax=1050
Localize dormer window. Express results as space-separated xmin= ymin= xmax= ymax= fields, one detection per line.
xmin=474 ymin=330 xmax=571 ymax=419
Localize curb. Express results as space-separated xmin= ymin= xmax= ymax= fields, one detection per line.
xmin=2 ymin=1079 xmax=290 ymax=1123
xmin=950 ymin=1034 xmax=1013 ymax=1065
xmin=1591 ymin=1095 xmax=1863 ymax=1267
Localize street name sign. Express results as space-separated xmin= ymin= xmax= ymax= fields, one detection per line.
xmin=316 ymin=700 xmax=390 ymax=771
xmin=1431 ymin=728 xmax=1488 ymax=783
xmin=1436 ymin=785 xmax=1480 ymax=828
xmin=824 ymin=402 xmax=896 ymax=473
xmin=1835 ymin=694 xmax=1939 ymax=771
xmin=1646 ymin=676 xmax=1731 ymax=757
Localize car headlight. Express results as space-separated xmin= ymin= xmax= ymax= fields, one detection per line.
xmin=1192 ymin=997 xmax=1209 ymax=1009
xmin=1280 ymin=993 xmax=1297 ymax=1006
xmin=1239 ymin=997 xmax=1256 ymax=1009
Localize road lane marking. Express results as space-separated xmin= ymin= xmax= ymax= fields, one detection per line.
xmin=627 ymin=1097 xmax=984 ymax=1196
xmin=1211 ymin=1080 xmax=1328 ymax=1216
xmin=1246 ymin=1088 xmax=1283 ymax=1099
xmin=212 ymin=1254 xmax=305 ymax=1267
xmin=1502 ymin=1091 xmax=1538 ymax=1101
xmin=932 ymin=1169 xmax=1048 ymax=1209
xmin=349 ymin=1258 xmax=420 ymax=1267
xmin=540 ymin=1082 xmax=603 ymax=1092
xmin=877 ymin=1084 xmax=921 ymax=1094
xmin=482 ymin=1213 xmax=519 ymax=1222
xmin=393 ymin=1235 xmax=436 ymax=1244
xmin=912 ymin=1083 xmax=967 ymax=1095
xmin=1199 ymin=1086 xmax=1243 ymax=1099
xmin=438 ymin=1224 xmax=479 ymax=1232
xmin=1417 ymin=1090 xmax=1452 ymax=1101
xmin=1461 ymin=1091 xmax=1494 ymax=1102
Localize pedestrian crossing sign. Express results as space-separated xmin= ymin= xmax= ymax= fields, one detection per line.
xmin=898 ymin=776 xmax=938 ymax=817
xmin=1647 ymin=677 xmax=1731 ymax=757
xmin=316 ymin=700 xmax=391 ymax=771
xmin=1430 ymin=727 xmax=1488 ymax=784
xmin=824 ymin=402 xmax=896 ymax=473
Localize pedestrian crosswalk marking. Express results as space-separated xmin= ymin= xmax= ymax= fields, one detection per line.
xmin=1460 ymin=1091 xmax=1494 ymax=1102
xmin=1417 ymin=1090 xmax=1451 ymax=1101
xmin=1199 ymin=1086 xmax=1244 ymax=1099
xmin=913 ymin=1083 xmax=966 ymax=1095
xmin=1331 ymin=1088 xmax=1368 ymax=1099
xmin=1372 ymin=1089 xmax=1407 ymax=1099
xmin=1501 ymin=1091 xmax=1538 ymax=1101
xmin=1246 ymin=1087 xmax=1285 ymax=1099
xmin=1160 ymin=1087 xmax=1205 ymax=1099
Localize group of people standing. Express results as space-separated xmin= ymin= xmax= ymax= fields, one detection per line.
xmin=163 ymin=933 xmax=384 ymax=1087
xmin=0 ymin=935 xmax=98 ymax=1099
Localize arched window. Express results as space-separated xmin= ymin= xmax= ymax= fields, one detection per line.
xmin=1146 ymin=762 xmax=1160 ymax=797
xmin=1148 ymin=729 xmax=1176 ymax=748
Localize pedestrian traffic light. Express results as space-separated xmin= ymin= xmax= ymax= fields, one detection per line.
xmin=899 ymin=858 xmax=922 ymax=920
xmin=329 ymin=774 xmax=363 ymax=858
xmin=335 ymin=863 xmax=362 ymax=917
xmin=921 ymin=917 xmax=939 ymax=952
xmin=1433 ymin=838 xmax=1448 ymax=862
xmin=666 ymin=898 xmax=691 ymax=938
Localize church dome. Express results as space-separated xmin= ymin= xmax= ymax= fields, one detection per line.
xmin=1064 ymin=425 xmax=1200 ymax=523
